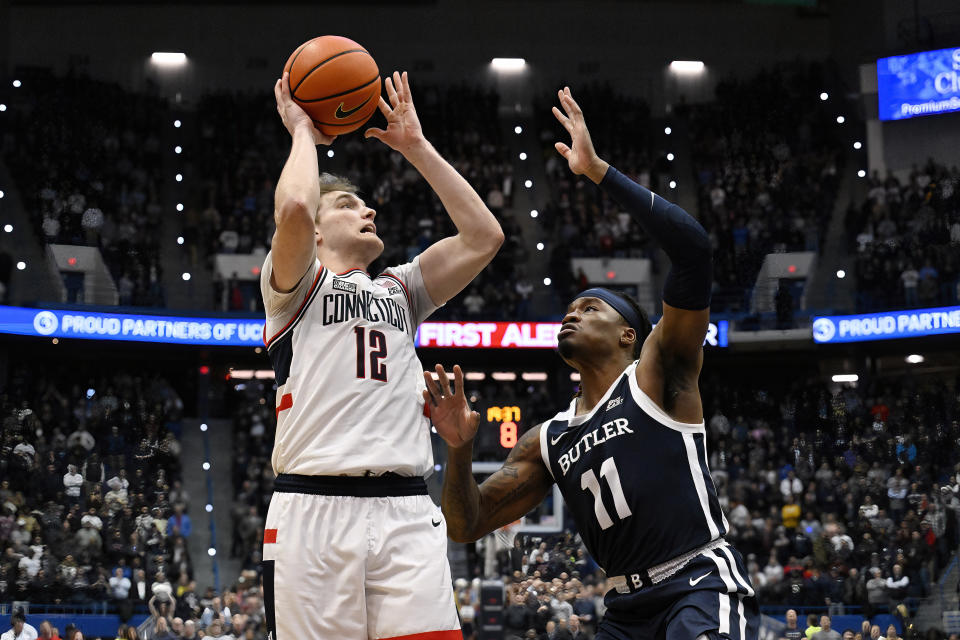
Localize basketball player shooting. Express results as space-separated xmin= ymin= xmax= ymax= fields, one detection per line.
xmin=425 ymin=88 xmax=759 ymax=639
xmin=260 ymin=70 xmax=503 ymax=639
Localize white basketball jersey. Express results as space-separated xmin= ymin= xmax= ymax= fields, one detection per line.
xmin=260 ymin=253 xmax=439 ymax=477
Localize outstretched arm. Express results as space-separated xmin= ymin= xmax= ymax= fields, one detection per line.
xmin=366 ymin=72 xmax=504 ymax=305
xmin=553 ymin=87 xmax=711 ymax=416
xmin=424 ymin=365 xmax=553 ymax=543
xmin=270 ymin=72 xmax=336 ymax=292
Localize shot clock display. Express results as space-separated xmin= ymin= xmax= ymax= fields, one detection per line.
xmin=474 ymin=400 xmax=529 ymax=461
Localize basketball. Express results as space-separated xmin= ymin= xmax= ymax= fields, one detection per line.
xmin=283 ymin=35 xmax=381 ymax=136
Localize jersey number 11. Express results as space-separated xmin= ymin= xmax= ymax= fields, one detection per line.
xmin=580 ymin=457 xmax=633 ymax=530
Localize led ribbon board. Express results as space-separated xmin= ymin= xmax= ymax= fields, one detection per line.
xmin=0 ymin=306 xmax=265 ymax=346
xmin=877 ymin=46 xmax=960 ymax=120
xmin=415 ymin=321 xmax=729 ymax=348
xmin=812 ymin=306 xmax=960 ymax=344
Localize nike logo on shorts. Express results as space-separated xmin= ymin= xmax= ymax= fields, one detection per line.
xmin=688 ymin=571 xmax=712 ymax=586
xmin=431 ymin=518 xmax=442 ymax=527
xmin=335 ymin=96 xmax=373 ymax=119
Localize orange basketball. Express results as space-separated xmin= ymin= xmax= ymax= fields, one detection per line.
xmin=283 ymin=35 xmax=381 ymax=136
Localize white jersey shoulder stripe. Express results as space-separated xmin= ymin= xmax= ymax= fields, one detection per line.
xmin=264 ymin=267 xmax=328 ymax=349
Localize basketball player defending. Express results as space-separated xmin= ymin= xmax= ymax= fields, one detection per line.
xmin=261 ymin=71 xmax=503 ymax=639
xmin=426 ymin=88 xmax=759 ymax=639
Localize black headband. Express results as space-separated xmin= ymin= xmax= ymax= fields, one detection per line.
xmin=573 ymin=288 xmax=645 ymax=336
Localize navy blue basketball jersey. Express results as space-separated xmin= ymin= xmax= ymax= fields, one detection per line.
xmin=540 ymin=361 xmax=728 ymax=576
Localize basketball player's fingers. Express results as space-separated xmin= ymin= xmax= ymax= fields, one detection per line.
xmin=422 ymin=372 xmax=442 ymax=405
xmin=421 ymin=389 xmax=435 ymax=409
xmin=555 ymin=141 xmax=571 ymax=159
xmin=385 ymin=76 xmax=400 ymax=108
xmin=552 ymin=106 xmax=572 ymax=131
xmin=401 ymin=71 xmax=412 ymax=103
xmin=274 ymin=78 xmax=282 ymax=105
xmin=562 ymin=91 xmax=584 ymax=119
xmin=393 ymin=71 xmax=404 ymax=102
xmin=363 ymin=127 xmax=386 ymax=140
xmin=374 ymin=97 xmax=392 ymax=120
xmin=281 ymin=72 xmax=293 ymax=101
xmin=452 ymin=365 xmax=465 ymax=399
xmin=435 ymin=363 xmax=453 ymax=397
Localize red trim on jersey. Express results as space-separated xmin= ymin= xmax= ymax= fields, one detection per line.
xmin=275 ymin=393 xmax=293 ymax=418
xmin=264 ymin=266 xmax=325 ymax=348
xmin=423 ymin=402 xmax=431 ymax=419
xmin=263 ymin=529 xmax=277 ymax=544
xmin=379 ymin=631 xmax=462 ymax=640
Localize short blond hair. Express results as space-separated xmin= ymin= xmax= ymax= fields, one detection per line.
xmin=316 ymin=173 xmax=358 ymax=224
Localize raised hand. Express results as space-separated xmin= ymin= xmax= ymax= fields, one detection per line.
xmin=422 ymin=364 xmax=480 ymax=449
xmin=552 ymin=86 xmax=608 ymax=183
xmin=364 ymin=71 xmax=427 ymax=156
xmin=274 ymin=72 xmax=336 ymax=146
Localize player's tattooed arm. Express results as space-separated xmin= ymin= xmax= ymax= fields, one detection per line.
xmin=425 ymin=364 xmax=553 ymax=543
xmin=443 ymin=425 xmax=553 ymax=543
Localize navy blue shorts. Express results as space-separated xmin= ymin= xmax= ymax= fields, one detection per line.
xmin=597 ymin=542 xmax=759 ymax=640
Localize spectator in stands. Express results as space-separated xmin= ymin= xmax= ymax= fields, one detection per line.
xmin=166 ymin=504 xmax=191 ymax=539
xmin=153 ymin=617 xmax=176 ymax=640
xmin=812 ymin=615 xmax=841 ymax=640
xmin=62 ymin=465 xmax=83 ymax=507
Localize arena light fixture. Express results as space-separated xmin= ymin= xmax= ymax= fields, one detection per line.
xmin=176 ymin=203 xmax=184 ymax=212
xmin=543 ymin=277 xmax=552 ymax=286
xmin=202 ymin=462 xmax=210 ymax=470
xmin=151 ymin=52 xmax=187 ymax=66
xmin=831 ymin=374 xmax=859 ymax=383
xmin=16 ymin=261 xmax=25 ymax=270
xmin=664 ymin=127 xmax=672 ymax=135
xmin=492 ymin=372 xmax=517 ymax=381
xmin=12 ymin=80 xmax=21 ymax=88
xmin=174 ymin=119 xmax=181 ymax=128
xmin=205 ymin=504 xmax=213 ymax=513
xmin=519 ymin=152 xmax=527 ymax=160
xmin=669 ymin=60 xmax=705 ymax=74
xmin=175 ymin=146 xmax=182 ymax=154
xmin=858 ymin=170 xmax=866 ymax=178
xmin=530 ymin=209 xmax=538 ymax=218
xmin=207 ymin=548 xmax=216 ymax=557
xmin=669 ymin=180 xmax=677 ymax=189
xmin=177 ymin=236 xmax=184 ymax=245
xmin=3 ymin=225 xmax=12 ymax=233
xmin=0 ymin=104 xmax=6 ymax=112
xmin=491 ymin=58 xmax=526 ymax=72
xmin=836 ymin=116 xmax=845 ymax=124
xmin=200 ymin=423 xmax=208 ymax=431
xmin=524 ymin=179 xmax=533 ymax=188
xmin=0 ymin=190 xmax=4 ymax=198
xmin=52 ymin=338 xmax=59 ymax=345
xmin=521 ymin=372 xmax=548 ymax=381
xmin=182 ymin=272 xmax=191 ymax=281
xmin=836 ymin=269 xmax=846 ymax=279
xmin=536 ymin=242 xmax=544 ymax=251
xmin=666 ymin=153 xmax=675 ymax=161
xmin=327 ymin=149 xmax=334 ymax=158
xmin=175 ymin=174 xmax=183 ymax=182
xmin=434 ymin=464 xmax=442 ymax=472
xmin=465 ymin=372 xmax=487 ymax=381
xmin=820 ymin=92 xmax=829 ymax=101
xmin=853 ymin=141 xmax=862 ymax=150
xmin=905 ymin=354 xmax=924 ymax=364
xmin=514 ymin=125 xmax=523 ymax=134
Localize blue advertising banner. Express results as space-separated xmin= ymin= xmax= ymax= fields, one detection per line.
xmin=812 ymin=306 xmax=960 ymax=344
xmin=877 ymin=46 xmax=960 ymax=120
xmin=0 ymin=306 xmax=265 ymax=346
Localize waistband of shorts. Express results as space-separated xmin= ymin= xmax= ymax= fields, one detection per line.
xmin=274 ymin=473 xmax=427 ymax=497
xmin=607 ymin=538 xmax=728 ymax=594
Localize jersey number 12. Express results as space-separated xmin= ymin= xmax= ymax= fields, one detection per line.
xmin=580 ymin=457 xmax=632 ymax=530
xmin=355 ymin=327 xmax=387 ymax=381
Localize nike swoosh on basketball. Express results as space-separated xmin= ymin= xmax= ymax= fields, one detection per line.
xmin=335 ymin=96 xmax=373 ymax=119
xmin=550 ymin=431 xmax=571 ymax=445
xmin=689 ymin=571 xmax=712 ymax=586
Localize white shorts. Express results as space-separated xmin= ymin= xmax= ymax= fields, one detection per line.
xmin=261 ymin=474 xmax=461 ymax=640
